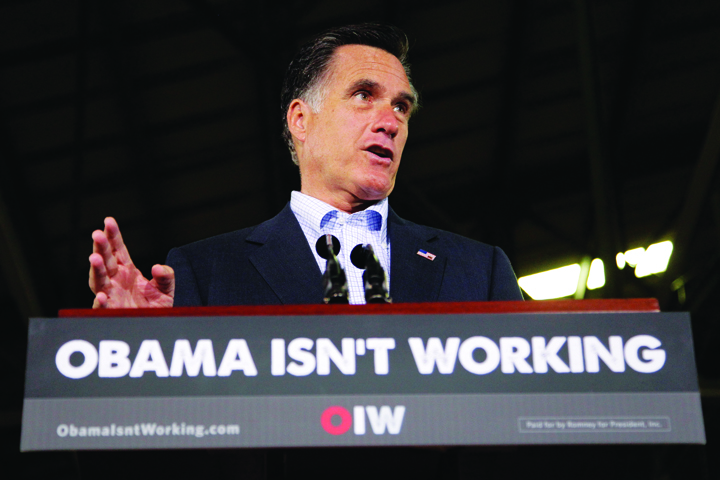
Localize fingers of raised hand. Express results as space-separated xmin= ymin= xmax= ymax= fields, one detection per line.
xmin=92 ymin=291 xmax=108 ymax=309
xmin=151 ymin=264 xmax=175 ymax=297
xmin=104 ymin=217 xmax=133 ymax=266
xmin=92 ymin=229 xmax=118 ymax=276
xmin=89 ymin=252 xmax=109 ymax=293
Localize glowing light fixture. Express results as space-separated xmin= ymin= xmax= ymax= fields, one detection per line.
xmin=586 ymin=258 xmax=605 ymax=290
xmin=518 ymin=264 xmax=581 ymax=300
xmin=616 ymin=253 xmax=626 ymax=270
xmin=624 ymin=247 xmax=645 ymax=267
xmin=635 ymin=241 xmax=673 ymax=278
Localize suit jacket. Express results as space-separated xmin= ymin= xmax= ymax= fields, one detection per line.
xmin=167 ymin=203 xmax=523 ymax=306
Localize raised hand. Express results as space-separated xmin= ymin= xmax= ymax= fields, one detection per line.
xmin=88 ymin=217 xmax=175 ymax=308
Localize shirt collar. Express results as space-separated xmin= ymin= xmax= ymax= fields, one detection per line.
xmin=290 ymin=191 xmax=388 ymax=238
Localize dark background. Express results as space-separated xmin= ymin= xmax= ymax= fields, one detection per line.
xmin=1 ymin=0 xmax=719 ymax=478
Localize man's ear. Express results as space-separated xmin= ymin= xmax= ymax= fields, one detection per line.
xmin=287 ymin=99 xmax=311 ymax=143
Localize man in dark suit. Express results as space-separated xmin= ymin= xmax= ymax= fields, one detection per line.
xmin=88 ymin=24 xmax=522 ymax=307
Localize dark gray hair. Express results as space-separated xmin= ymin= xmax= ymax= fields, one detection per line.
xmin=280 ymin=23 xmax=417 ymax=164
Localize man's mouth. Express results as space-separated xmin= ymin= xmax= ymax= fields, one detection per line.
xmin=365 ymin=145 xmax=394 ymax=161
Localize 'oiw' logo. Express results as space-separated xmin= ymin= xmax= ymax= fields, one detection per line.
xmin=320 ymin=405 xmax=406 ymax=435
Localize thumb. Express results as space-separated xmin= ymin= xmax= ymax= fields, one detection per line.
xmin=151 ymin=264 xmax=175 ymax=296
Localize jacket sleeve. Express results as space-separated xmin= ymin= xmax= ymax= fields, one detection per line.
xmin=166 ymin=247 xmax=204 ymax=306
xmin=489 ymin=246 xmax=524 ymax=301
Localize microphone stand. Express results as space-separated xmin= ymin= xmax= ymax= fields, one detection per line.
xmin=319 ymin=234 xmax=349 ymax=304
xmin=359 ymin=245 xmax=392 ymax=304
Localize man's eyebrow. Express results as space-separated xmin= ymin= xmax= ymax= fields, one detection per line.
xmin=346 ymin=78 xmax=379 ymax=94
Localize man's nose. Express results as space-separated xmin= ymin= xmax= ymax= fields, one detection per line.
xmin=371 ymin=105 xmax=399 ymax=138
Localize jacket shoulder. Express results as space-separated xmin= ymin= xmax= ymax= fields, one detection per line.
xmin=389 ymin=211 xmax=523 ymax=301
xmin=390 ymin=212 xmax=497 ymax=257
xmin=168 ymin=203 xmax=295 ymax=261
xmin=165 ymin=204 xmax=298 ymax=306
xmin=169 ymin=225 xmax=258 ymax=259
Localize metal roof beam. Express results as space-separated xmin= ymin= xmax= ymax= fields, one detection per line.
xmin=662 ymin=89 xmax=720 ymax=305
xmin=0 ymin=110 xmax=42 ymax=321
xmin=466 ymin=0 xmax=528 ymax=255
xmin=0 ymin=192 xmax=42 ymax=322
xmin=575 ymin=0 xmax=622 ymax=297
xmin=0 ymin=11 xmax=205 ymax=69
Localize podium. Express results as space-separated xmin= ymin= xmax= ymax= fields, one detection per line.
xmin=21 ymin=299 xmax=705 ymax=451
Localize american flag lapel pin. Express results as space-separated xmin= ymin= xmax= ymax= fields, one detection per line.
xmin=416 ymin=249 xmax=436 ymax=261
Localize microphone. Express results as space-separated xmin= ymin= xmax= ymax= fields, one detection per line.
xmin=350 ymin=244 xmax=392 ymax=304
xmin=315 ymin=234 xmax=348 ymax=304
xmin=315 ymin=234 xmax=340 ymax=260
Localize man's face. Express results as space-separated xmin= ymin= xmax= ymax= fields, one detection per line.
xmin=291 ymin=44 xmax=415 ymax=212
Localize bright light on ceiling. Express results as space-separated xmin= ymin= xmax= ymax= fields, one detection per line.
xmin=616 ymin=252 xmax=626 ymax=270
xmin=624 ymin=247 xmax=645 ymax=267
xmin=635 ymin=241 xmax=674 ymax=277
xmin=518 ymin=239 xmax=672 ymax=300
xmin=587 ymin=258 xmax=605 ymax=290
xmin=518 ymin=264 xmax=581 ymax=300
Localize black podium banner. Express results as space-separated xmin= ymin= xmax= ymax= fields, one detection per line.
xmin=21 ymin=310 xmax=706 ymax=450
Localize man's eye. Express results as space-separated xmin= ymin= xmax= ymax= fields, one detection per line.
xmin=394 ymin=103 xmax=408 ymax=114
xmin=354 ymin=91 xmax=371 ymax=101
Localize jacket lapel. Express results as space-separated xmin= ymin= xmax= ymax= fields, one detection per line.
xmin=246 ymin=204 xmax=324 ymax=305
xmin=244 ymin=204 xmax=446 ymax=304
xmin=388 ymin=208 xmax=447 ymax=303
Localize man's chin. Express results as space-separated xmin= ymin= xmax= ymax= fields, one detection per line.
xmin=355 ymin=181 xmax=395 ymax=202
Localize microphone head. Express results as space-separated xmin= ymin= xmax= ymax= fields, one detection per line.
xmin=350 ymin=244 xmax=367 ymax=269
xmin=315 ymin=234 xmax=340 ymax=259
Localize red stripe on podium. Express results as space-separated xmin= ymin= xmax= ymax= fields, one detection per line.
xmin=59 ymin=298 xmax=659 ymax=318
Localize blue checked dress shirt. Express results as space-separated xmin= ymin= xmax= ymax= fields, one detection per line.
xmin=290 ymin=191 xmax=390 ymax=304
